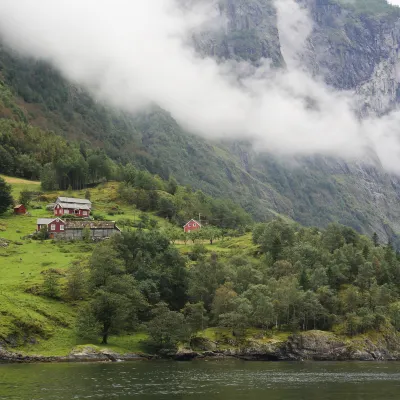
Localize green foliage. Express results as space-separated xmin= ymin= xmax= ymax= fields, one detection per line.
xmin=146 ymin=303 xmax=189 ymax=349
xmin=18 ymin=189 xmax=33 ymax=207
xmin=79 ymin=241 xmax=145 ymax=344
xmin=66 ymin=262 xmax=88 ymax=301
xmin=82 ymin=226 xmax=91 ymax=242
xmin=42 ymin=271 xmax=61 ymax=299
xmin=0 ymin=177 xmax=13 ymax=214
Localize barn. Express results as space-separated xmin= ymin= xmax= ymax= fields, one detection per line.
xmin=54 ymin=197 xmax=92 ymax=217
xmin=36 ymin=218 xmax=120 ymax=240
xmin=14 ymin=204 xmax=26 ymax=215
xmin=183 ymin=219 xmax=202 ymax=233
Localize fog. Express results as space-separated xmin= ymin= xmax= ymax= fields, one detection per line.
xmin=0 ymin=0 xmax=399 ymax=171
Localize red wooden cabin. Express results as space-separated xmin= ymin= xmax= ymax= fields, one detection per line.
xmin=14 ymin=204 xmax=26 ymax=215
xmin=183 ymin=219 xmax=202 ymax=233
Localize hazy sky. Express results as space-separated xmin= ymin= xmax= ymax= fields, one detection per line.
xmin=0 ymin=0 xmax=400 ymax=173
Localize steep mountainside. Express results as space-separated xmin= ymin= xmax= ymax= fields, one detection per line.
xmin=2 ymin=0 xmax=400 ymax=243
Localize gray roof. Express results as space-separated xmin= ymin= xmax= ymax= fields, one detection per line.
xmin=37 ymin=218 xmax=60 ymax=225
xmin=65 ymin=221 xmax=118 ymax=229
xmin=56 ymin=197 xmax=92 ymax=206
xmin=57 ymin=202 xmax=91 ymax=210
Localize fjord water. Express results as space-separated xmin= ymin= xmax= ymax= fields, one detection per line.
xmin=1 ymin=361 xmax=400 ymax=400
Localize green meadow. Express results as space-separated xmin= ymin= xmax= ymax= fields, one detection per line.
xmin=0 ymin=175 xmax=255 ymax=355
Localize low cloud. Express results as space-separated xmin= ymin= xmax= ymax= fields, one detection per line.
xmin=0 ymin=0 xmax=399 ymax=172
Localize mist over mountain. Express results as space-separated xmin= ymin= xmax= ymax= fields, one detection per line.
xmin=1 ymin=0 xmax=400 ymax=243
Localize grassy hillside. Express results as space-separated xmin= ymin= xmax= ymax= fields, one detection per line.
xmin=0 ymin=176 xmax=253 ymax=355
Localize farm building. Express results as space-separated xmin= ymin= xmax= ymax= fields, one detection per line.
xmin=36 ymin=218 xmax=120 ymax=240
xmin=54 ymin=197 xmax=92 ymax=217
xmin=37 ymin=218 xmax=66 ymax=235
xmin=14 ymin=204 xmax=26 ymax=215
xmin=183 ymin=219 xmax=202 ymax=233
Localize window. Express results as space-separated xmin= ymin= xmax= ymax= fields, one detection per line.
xmin=83 ymin=211 xmax=87 ymax=216
xmin=64 ymin=209 xmax=69 ymax=214
xmin=60 ymin=225 xmax=65 ymax=231
xmin=50 ymin=224 xmax=56 ymax=231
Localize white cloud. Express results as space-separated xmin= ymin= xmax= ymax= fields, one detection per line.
xmin=0 ymin=0 xmax=399 ymax=172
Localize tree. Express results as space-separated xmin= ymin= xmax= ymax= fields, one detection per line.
xmin=40 ymin=163 xmax=58 ymax=191
xmin=0 ymin=177 xmax=13 ymax=215
xmin=147 ymin=303 xmax=189 ymax=349
xmin=66 ymin=262 xmax=88 ymax=300
xmin=85 ymin=190 xmax=91 ymax=200
xmin=167 ymin=176 xmax=178 ymax=195
xmin=36 ymin=225 xmax=49 ymax=241
xmin=18 ymin=189 xmax=32 ymax=207
xmin=42 ymin=272 xmax=61 ymax=299
xmin=202 ymin=226 xmax=221 ymax=245
xmin=211 ymin=283 xmax=237 ymax=320
xmin=219 ymin=297 xmax=252 ymax=338
xmin=182 ymin=302 xmax=208 ymax=335
xmin=372 ymin=232 xmax=379 ymax=247
xmin=82 ymin=226 xmax=91 ymax=242
xmin=82 ymin=243 xmax=145 ymax=344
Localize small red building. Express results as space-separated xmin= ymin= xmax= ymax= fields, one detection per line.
xmin=183 ymin=219 xmax=202 ymax=233
xmin=37 ymin=218 xmax=66 ymax=238
xmin=14 ymin=204 xmax=26 ymax=215
xmin=54 ymin=197 xmax=92 ymax=217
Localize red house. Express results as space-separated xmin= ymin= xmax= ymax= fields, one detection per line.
xmin=183 ymin=219 xmax=202 ymax=233
xmin=14 ymin=204 xmax=26 ymax=215
xmin=37 ymin=218 xmax=66 ymax=238
xmin=54 ymin=197 xmax=92 ymax=217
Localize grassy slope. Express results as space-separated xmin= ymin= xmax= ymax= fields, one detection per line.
xmin=0 ymin=176 xmax=260 ymax=355
xmin=0 ymin=176 xmax=391 ymax=357
xmin=0 ymin=177 xmax=171 ymax=355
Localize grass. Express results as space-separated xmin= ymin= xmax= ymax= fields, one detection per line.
xmin=0 ymin=175 xmax=258 ymax=356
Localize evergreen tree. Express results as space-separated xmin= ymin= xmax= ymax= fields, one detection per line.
xmin=0 ymin=177 xmax=13 ymax=215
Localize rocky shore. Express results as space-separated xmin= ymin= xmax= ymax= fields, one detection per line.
xmin=2 ymin=331 xmax=400 ymax=364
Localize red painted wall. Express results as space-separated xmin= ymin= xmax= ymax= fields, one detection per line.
xmin=48 ymin=219 xmax=65 ymax=233
xmin=184 ymin=221 xmax=201 ymax=233
xmin=14 ymin=205 xmax=26 ymax=214
xmin=54 ymin=205 xmax=90 ymax=217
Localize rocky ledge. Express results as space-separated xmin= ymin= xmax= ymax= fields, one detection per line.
xmin=169 ymin=331 xmax=400 ymax=361
xmin=2 ymin=331 xmax=400 ymax=363
xmin=0 ymin=346 xmax=154 ymax=364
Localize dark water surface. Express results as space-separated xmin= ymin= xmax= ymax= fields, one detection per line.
xmin=1 ymin=360 xmax=400 ymax=399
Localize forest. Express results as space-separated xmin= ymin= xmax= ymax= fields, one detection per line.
xmin=55 ymin=219 xmax=400 ymax=349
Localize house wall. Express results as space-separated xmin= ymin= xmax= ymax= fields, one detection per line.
xmin=48 ymin=220 xmax=65 ymax=233
xmin=184 ymin=221 xmax=201 ymax=233
xmin=54 ymin=205 xmax=90 ymax=217
xmin=14 ymin=206 xmax=26 ymax=214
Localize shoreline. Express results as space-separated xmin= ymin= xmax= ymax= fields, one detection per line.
xmin=3 ymin=330 xmax=400 ymax=364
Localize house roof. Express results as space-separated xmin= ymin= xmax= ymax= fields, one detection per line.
xmin=65 ymin=221 xmax=118 ymax=229
xmin=183 ymin=219 xmax=202 ymax=227
xmin=14 ymin=204 xmax=24 ymax=209
xmin=57 ymin=202 xmax=91 ymax=210
xmin=37 ymin=218 xmax=64 ymax=225
xmin=56 ymin=197 xmax=92 ymax=206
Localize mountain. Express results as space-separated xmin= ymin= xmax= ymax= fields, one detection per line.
xmin=1 ymin=0 xmax=400 ymax=243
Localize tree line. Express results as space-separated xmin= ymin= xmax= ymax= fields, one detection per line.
xmin=39 ymin=218 xmax=400 ymax=350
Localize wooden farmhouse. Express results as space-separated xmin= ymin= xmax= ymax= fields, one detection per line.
xmin=183 ymin=219 xmax=202 ymax=233
xmin=36 ymin=218 xmax=120 ymax=240
xmin=14 ymin=204 xmax=26 ymax=215
xmin=54 ymin=197 xmax=92 ymax=217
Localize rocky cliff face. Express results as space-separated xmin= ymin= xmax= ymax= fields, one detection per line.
xmin=195 ymin=0 xmax=400 ymax=243
xmin=195 ymin=0 xmax=285 ymax=66
xmin=302 ymin=0 xmax=400 ymax=116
